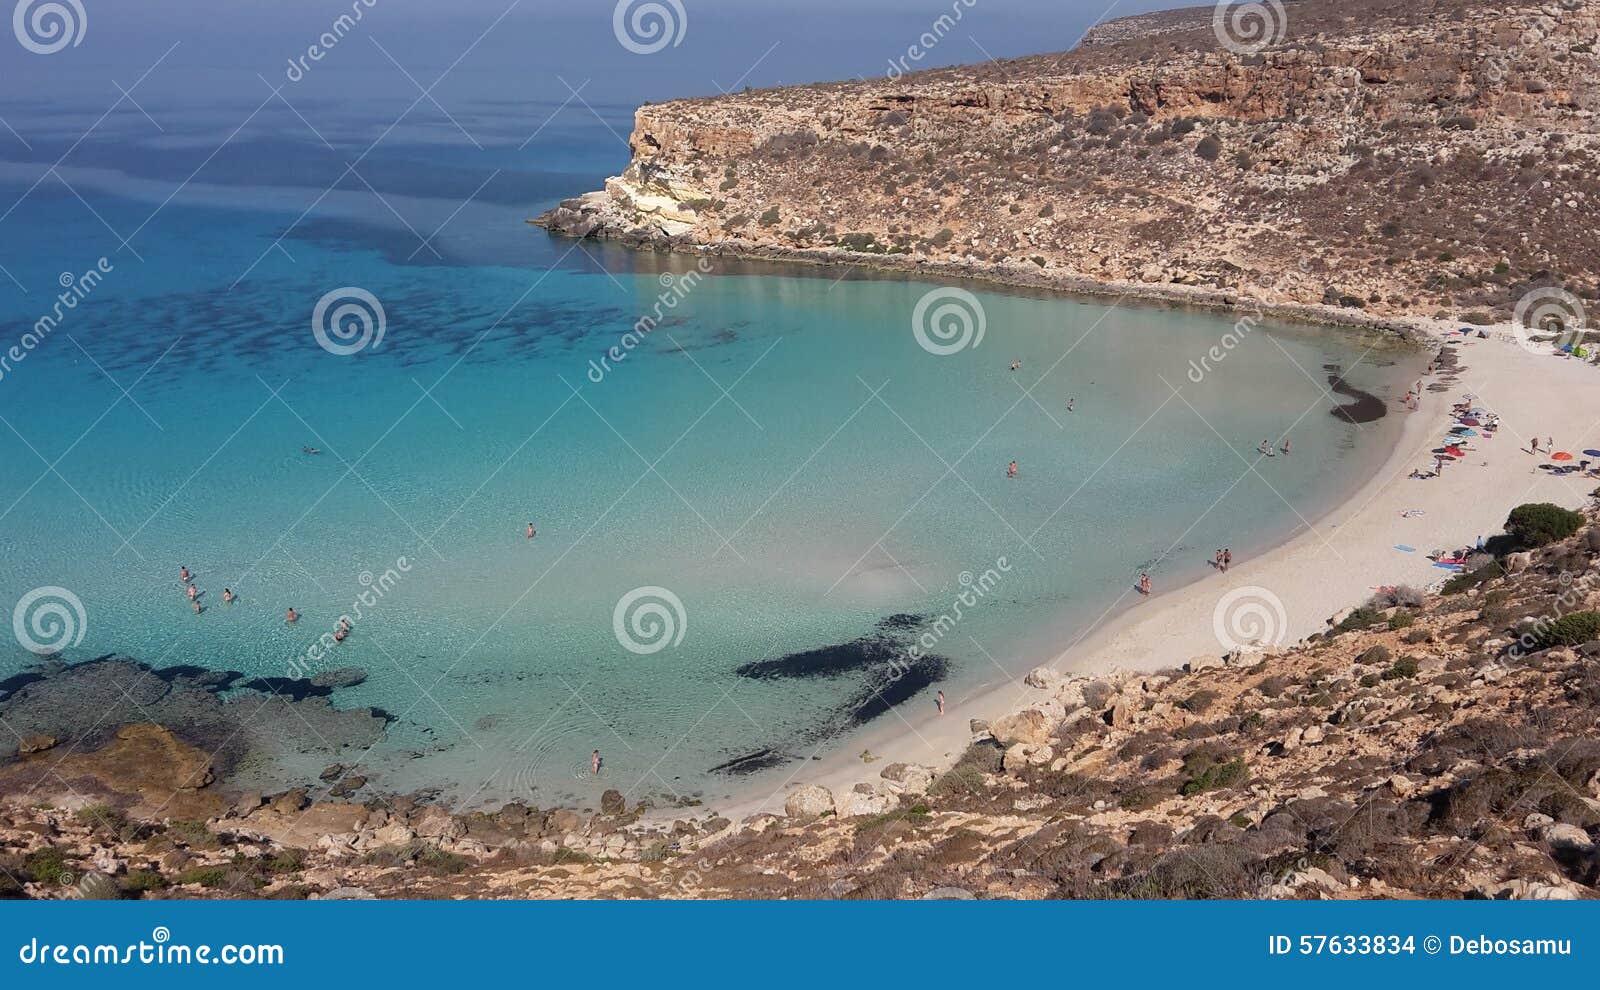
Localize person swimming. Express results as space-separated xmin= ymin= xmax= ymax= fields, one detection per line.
xmin=180 ymin=565 xmax=190 ymax=582
xmin=1066 ymin=398 xmax=1075 ymax=412
xmin=1280 ymin=437 xmax=1292 ymax=455
xmin=222 ymin=588 xmax=234 ymax=604
xmin=1007 ymin=460 xmax=1018 ymax=478
xmin=334 ymin=627 xmax=346 ymax=643
xmin=186 ymin=584 xmax=198 ymax=601
xmin=1009 ymin=360 xmax=1020 ymax=372
xmin=526 ymin=522 xmax=537 ymax=539
xmin=302 ymin=445 xmax=321 ymax=455
xmin=286 ymin=607 xmax=299 ymax=623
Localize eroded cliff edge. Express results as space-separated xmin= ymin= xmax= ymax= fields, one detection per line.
xmin=535 ymin=0 xmax=1598 ymax=330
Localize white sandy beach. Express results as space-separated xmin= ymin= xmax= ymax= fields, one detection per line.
xmin=720 ymin=325 xmax=1600 ymax=820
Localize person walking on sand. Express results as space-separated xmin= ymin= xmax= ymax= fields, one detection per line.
xmin=1530 ymin=437 xmax=1540 ymax=455
xmin=592 ymin=750 xmax=602 ymax=775
xmin=936 ymin=690 xmax=945 ymax=715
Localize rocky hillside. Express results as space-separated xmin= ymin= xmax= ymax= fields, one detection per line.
xmin=6 ymin=501 xmax=1600 ymax=899
xmin=536 ymin=0 xmax=1600 ymax=328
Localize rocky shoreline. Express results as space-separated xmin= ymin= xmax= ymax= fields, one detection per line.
xmin=6 ymin=501 xmax=1600 ymax=898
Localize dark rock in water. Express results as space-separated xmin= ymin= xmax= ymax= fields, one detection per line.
xmin=600 ymin=788 xmax=626 ymax=815
xmin=234 ymin=676 xmax=332 ymax=701
xmin=708 ymin=749 xmax=791 ymax=776
xmin=0 ymin=657 xmax=386 ymax=790
xmin=320 ymin=764 xmax=346 ymax=782
xmin=1325 ymin=369 xmax=1387 ymax=424
xmin=310 ymin=667 xmax=367 ymax=690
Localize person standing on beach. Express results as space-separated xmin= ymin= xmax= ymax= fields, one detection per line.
xmin=1222 ymin=548 xmax=1232 ymax=573
xmin=592 ymin=750 xmax=602 ymax=775
xmin=936 ymin=691 xmax=945 ymax=715
xmin=1530 ymin=437 xmax=1540 ymax=455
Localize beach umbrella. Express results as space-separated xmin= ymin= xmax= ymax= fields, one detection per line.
xmin=1444 ymin=445 xmax=1464 ymax=456
xmin=1582 ymin=449 xmax=1600 ymax=458
xmin=1460 ymin=418 xmax=1481 ymax=426
xmin=1457 ymin=429 xmax=1478 ymax=437
xmin=1552 ymin=452 xmax=1574 ymax=461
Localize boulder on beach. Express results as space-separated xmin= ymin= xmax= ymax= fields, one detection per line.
xmin=784 ymin=784 xmax=834 ymax=819
xmin=990 ymin=707 xmax=1058 ymax=746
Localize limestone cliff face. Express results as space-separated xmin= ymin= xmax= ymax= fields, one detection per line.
xmin=536 ymin=0 xmax=1600 ymax=324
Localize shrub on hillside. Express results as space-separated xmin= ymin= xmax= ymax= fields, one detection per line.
xmin=1505 ymin=503 xmax=1584 ymax=548
xmin=1532 ymin=611 xmax=1600 ymax=648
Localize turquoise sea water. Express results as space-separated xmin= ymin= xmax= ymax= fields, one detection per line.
xmin=0 ymin=69 xmax=1420 ymax=810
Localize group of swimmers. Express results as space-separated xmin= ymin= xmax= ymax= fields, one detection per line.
xmin=1257 ymin=437 xmax=1291 ymax=457
xmin=178 ymin=565 xmax=238 ymax=615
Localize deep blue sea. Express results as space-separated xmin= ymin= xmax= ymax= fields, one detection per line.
xmin=0 ymin=0 xmax=1421 ymax=808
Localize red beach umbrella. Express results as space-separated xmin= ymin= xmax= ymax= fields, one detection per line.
xmin=1551 ymin=451 xmax=1575 ymax=461
xmin=1460 ymin=418 xmax=1481 ymax=426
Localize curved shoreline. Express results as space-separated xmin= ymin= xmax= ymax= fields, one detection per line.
xmin=709 ymin=323 xmax=1600 ymax=821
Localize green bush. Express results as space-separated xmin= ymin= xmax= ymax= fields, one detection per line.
xmin=1182 ymin=758 xmax=1248 ymax=795
xmin=1506 ymin=503 xmax=1585 ymax=548
xmin=1443 ymin=562 xmax=1504 ymax=594
xmin=176 ymin=865 xmax=231 ymax=888
xmin=24 ymin=847 xmax=72 ymax=886
xmin=120 ymin=870 xmax=167 ymax=894
xmin=1532 ymin=611 xmax=1600 ymax=648
xmin=1357 ymin=645 xmax=1392 ymax=665
xmin=1333 ymin=607 xmax=1384 ymax=634
xmin=1388 ymin=611 xmax=1415 ymax=630
xmin=1382 ymin=657 xmax=1420 ymax=680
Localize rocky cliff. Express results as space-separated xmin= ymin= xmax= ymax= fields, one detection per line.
xmin=536 ymin=0 xmax=1599 ymax=327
